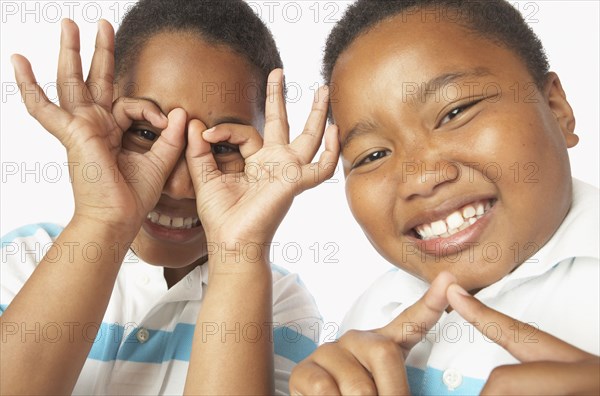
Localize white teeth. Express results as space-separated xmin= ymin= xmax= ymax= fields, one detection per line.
xmin=158 ymin=215 xmax=171 ymax=227
xmin=462 ymin=205 xmax=476 ymax=219
xmin=147 ymin=211 xmax=200 ymax=230
xmin=431 ymin=220 xmax=447 ymax=235
xmin=446 ymin=212 xmax=464 ymax=229
xmin=423 ymin=224 xmax=433 ymax=239
xmin=414 ymin=199 xmax=494 ymax=240
xmin=476 ymin=202 xmax=485 ymax=216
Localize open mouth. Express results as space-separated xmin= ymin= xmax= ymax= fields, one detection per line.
xmin=146 ymin=211 xmax=201 ymax=230
xmin=413 ymin=199 xmax=496 ymax=240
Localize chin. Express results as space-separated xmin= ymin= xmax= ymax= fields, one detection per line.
xmin=131 ymin=232 xmax=208 ymax=268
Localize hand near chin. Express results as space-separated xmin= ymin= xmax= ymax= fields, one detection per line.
xmin=11 ymin=19 xmax=186 ymax=234
xmin=289 ymin=272 xmax=457 ymax=395
xmin=185 ymin=69 xmax=339 ymax=263
xmin=447 ymin=285 xmax=600 ymax=395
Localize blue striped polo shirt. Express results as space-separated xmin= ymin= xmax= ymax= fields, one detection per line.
xmin=1 ymin=223 xmax=322 ymax=394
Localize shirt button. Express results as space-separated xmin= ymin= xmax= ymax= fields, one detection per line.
xmin=136 ymin=328 xmax=150 ymax=344
xmin=442 ymin=368 xmax=462 ymax=390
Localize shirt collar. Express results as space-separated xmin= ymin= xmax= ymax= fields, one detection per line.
xmin=478 ymin=178 xmax=599 ymax=299
xmin=123 ymin=253 xmax=209 ymax=304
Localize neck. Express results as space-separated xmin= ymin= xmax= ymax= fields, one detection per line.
xmin=163 ymin=255 xmax=208 ymax=289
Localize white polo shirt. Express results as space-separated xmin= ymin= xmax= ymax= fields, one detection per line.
xmin=340 ymin=179 xmax=599 ymax=395
xmin=1 ymin=223 xmax=322 ymax=395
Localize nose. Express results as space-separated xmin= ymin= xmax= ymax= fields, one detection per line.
xmin=396 ymin=150 xmax=459 ymax=201
xmin=162 ymin=155 xmax=196 ymax=200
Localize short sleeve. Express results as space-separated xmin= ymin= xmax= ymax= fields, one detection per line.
xmin=270 ymin=264 xmax=322 ymax=395
xmin=1 ymin=223 xmax=64 ymax=314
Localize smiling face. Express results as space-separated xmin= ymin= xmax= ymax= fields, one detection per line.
xmin=117 ymin=31 xmax=262 ymax=270
xmin=332 ymin=13 xmax=579 ymax=291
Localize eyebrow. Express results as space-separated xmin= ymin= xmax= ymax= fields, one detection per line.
xmin=212 ymin=116 xmax=252 ymax=127
xmin=417 ymin=67 xmax=493 ymax=103
xmin=341 ymin=120 xmax=379 ymax=153
xmin=340 ymin=68 xmax=494 ymax=152
xmin=133 ymin=97 xmax=251 ymax=127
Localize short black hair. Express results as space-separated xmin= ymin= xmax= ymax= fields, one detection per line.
xmin=323 ymin=0 xmax=549 ymax=89
xmin=115 ymin=0 xmax=282 ymax=112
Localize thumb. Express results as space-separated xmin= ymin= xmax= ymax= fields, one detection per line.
xmin=186 ymin=118 xmax=221 ymax=188
xmin=143 ymin=107 xmax=186 ymax=182
xmin=376 ymin=271 xmax=456 ymax=350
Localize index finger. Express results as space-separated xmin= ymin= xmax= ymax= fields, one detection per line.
xmin=447 ymin=284 xmax=592 ymax=363
xmin=377 ymin=271 xmax=456 ymax=350
xmin=202 ymin=123 xmax=263 ymax=159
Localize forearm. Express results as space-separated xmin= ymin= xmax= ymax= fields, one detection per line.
xmin=184 ymin=256 xmax=274 ymax=395
xmin=0 ymin=215 xmax=137 ymax=394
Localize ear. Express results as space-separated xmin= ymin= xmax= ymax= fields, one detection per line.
xmin=543 ymin=72 xmax=579 ymax=148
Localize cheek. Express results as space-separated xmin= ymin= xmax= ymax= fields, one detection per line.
xmin=345 ymin=174 xmax=395 ymax=233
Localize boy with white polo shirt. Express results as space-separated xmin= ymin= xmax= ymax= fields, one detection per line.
xmin=290 ymin=0 xmax=600 ymax=395
xmin=1 ymin=0 xmax=338 ymax=394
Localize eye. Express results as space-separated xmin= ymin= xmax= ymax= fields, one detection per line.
xmin=134 ymin=129 xmax=158 ymax=142
xmin=354 ymin=149 xmax=391 ymax=168
xmin=212 ymin=143 xmax=240 ymax=155
xmin=439 ymin=99 xmax=483 ymax=127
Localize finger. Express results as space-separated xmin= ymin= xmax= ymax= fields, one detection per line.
xmin=295 ymin=124 xmax=340 ymax=193
xmin=263 ymin=68 xmax=289 ymax=145
xmin=112 ymin=97 xmax=168 ymax=132
xmin=341 ymin=330 xmax=410 ymax=395
xmin=86 ymin=19 xmax=115 ymax=111
xmin=203 ymin=123 xmax=263 ymax=159
xmin=290 ymin=360 xmax=341 ymax=396
xmin=377 ymin=271 xmax=456 ymax=349
xmin=57 ymin=19 xmax=87 ymax=109
xmin=289 ymin=85 xmax=330 ymax=164
xmin=11 ymin=54 xmax=71 ymax=138
xmin=481 ymin=361 xmax=600 ymax=395
xmin=447 ymin=284 xmax=593 ymax=362
xmin=186 ymin=118 xmax=222 ymax=185
xmin=142 ymin=108 xmax=186 ymax=182
xmin=314 ymin=342 xmax=380 ymax=395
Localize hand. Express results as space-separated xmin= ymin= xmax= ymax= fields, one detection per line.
xmin=447 ymin=284 xmax=600 ymax=395
xmin=289 ymin=272 xmax=457 ymax=395
xmin=185 ymin=69 xmax=339 ymax=261
xmin=11 ymin=19 xmax=186 ymax=232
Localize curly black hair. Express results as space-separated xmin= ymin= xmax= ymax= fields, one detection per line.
xmin=114 ymin=0 xmax=282 ymax=112
xmin=323 ymin=0 xmax=549 ymax=89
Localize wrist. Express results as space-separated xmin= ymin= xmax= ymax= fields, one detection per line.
xmin=71 ymin=211 xmax=142 ymax=239
xmin=70 ymin=213 xmax=141 ymax=244
xmin=205 ymin=237 xmax=272 ymax=267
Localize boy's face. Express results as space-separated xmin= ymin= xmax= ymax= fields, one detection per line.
xmin=117 ymin=32 xmax=262 ymax=270
xmin=331 ymin=13 xmax=578 ymax=291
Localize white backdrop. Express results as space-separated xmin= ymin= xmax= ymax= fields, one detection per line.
xmin=1 ymin=1 xmax=598 ymax=331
